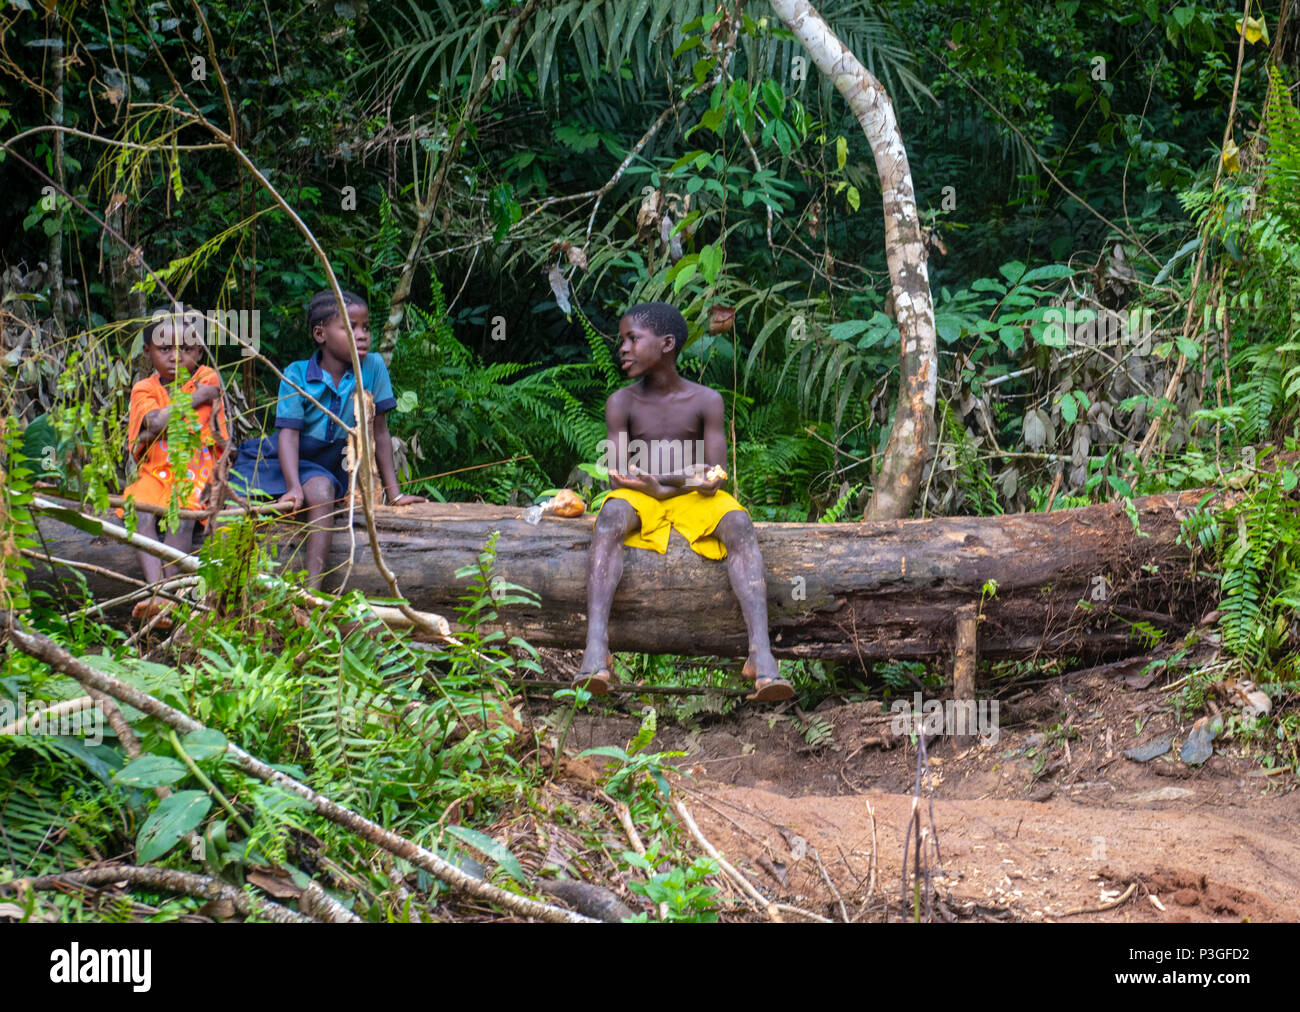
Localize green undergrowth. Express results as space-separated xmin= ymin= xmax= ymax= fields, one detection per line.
xmin=0 ymin=521 xmax=721 ymax=921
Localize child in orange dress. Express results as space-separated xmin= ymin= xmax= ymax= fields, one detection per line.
xmin=120 ymin=310 xmax=228 ymax=619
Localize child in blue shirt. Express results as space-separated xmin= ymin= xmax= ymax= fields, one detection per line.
xmin=231 ymin=289 xmax=424 ymax=587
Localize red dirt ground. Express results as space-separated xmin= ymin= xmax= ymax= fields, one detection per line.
xmin=556 ymin=669 xmax=1300 ymax=922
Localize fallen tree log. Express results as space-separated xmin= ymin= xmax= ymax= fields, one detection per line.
xmin=28 ymin=491 xmax=1214 ymax=661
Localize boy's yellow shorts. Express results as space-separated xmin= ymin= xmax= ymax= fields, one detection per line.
xmin=604 ymin=488 xmax=746 ymax=560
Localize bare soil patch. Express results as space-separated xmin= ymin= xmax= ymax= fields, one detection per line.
xmin=540 ymin=667 xmax=1299 ymax=922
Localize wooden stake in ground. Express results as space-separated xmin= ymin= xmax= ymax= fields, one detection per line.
xmin=951 ymin=602 xmax=978 ymax=738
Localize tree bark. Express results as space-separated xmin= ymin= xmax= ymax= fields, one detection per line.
xmin=105 ymin=196 xmax=145 ymax=324
xmin=3 ymin=866 xmax=315 ymax=924
xmin=768 ymin=0 xmax=937 ymax=520
xmin=29 ymin=493 xmax=1213 ymax=662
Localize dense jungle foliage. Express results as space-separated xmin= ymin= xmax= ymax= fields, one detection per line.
xmin=0 ymin=1 xmax=1298 ymax=923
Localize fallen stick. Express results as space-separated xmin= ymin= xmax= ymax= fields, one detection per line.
xmin=0 ymin=619 xmax=595 ymax=924
xmin=773 ymin=903 xmax=833 ymax=923
xmin=671 ymin=797 xmax=778 ymax=920
xmin=69 ymin=576 xmax=199 ymax=619
xmin=603 ymin=791 xmax=666 ymax=921
xmin=20 ymin=548 xmax=148 ymax=589
xmin=95 ymin=492 xmax=286 ymax=520
xmin=1 ymin=865 xmax=314 ymax=924
xmin=300 ymin=880 xmax=362 ymax=924
xmin=0 ymin=695 xmax=98 ymax=736
xmin=1057 ymin=881 xmax=1138 ymax=918
xmin=865 ymin=798 xmax=879 ymax=901
xmin=810 ymin=844 xmax=849 ymax=923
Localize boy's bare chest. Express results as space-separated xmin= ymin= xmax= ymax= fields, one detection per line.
xmin=626 ymin=398 xmax=704 ymax=443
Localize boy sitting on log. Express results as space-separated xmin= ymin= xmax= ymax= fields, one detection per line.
xmin=575 ymin=301 xmax=793 ymax=702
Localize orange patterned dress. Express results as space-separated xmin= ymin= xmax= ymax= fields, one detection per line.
xmin=120 ymin=366 xmax=229 ymax=516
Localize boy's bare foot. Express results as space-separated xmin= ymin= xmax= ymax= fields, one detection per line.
xmin=742 ymin=650 xmax=793 ymax=702
xmin=573 ymin=651 xmax=615 ymax=695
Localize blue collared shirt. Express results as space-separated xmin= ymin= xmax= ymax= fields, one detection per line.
xmin=274 ymin=352 xmax=397 ymax=443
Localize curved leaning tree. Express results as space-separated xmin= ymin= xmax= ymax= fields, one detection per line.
xmin=768 ymin=0 xmax=938 ymax=521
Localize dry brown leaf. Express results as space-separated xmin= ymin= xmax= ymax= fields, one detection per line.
xmin=707 ymin=305 xmax=735 ymax=334
xmin=635 ymin=188 xmax=661 ymax=238
xmin=246 ymin=869 xmax=303 ymax=900
xmin=565 ymin=244 xmax=588 ymax=270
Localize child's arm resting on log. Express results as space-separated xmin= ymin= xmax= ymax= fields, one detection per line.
xmin=372 ymin=410 xmax=425 ymax=506
xmin=276 ymin=427 xmax=304 ymax=510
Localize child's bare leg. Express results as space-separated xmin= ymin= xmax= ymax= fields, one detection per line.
xmin=135 ymin=512 xmax=163 ymax=587
xmin=713 ymin=510 xmax=792 ymax=701
xmin=301 ymin=476 xmax=338 ymax=590
xmin=160 ymin=518 xmax=195 ymax=580
xmin=578 ymin=498 xmax=639 ymax=691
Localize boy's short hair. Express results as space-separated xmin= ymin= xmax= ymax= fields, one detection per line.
xmin=141 ymin=307 xmax=173 ymax=349
xmin=142 ymin=305 xmax=200 ymax=349
xmin=623 ymin=301 xmax=688 ymax=354
xmin=307 ymin=289 xmax=367 ymax=337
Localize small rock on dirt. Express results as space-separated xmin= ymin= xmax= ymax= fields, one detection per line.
xmin=1122 ymin=787 xmax=1194 ymax=804
xmin=1180 ymin=715 xmax=1222 ymax=766
xmin=1124 ymin=737 xmax=1171 ymax=762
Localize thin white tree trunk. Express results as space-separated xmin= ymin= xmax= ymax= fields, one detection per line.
xmin=768 ymin=0 xmax=937 ymax=520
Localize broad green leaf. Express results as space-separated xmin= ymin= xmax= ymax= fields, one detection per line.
xmin=998 ymin=326 xmax=1024 ymax=353
xmin=443 ymin=825 xmax=525 ymax=884
xmin=181 ymin=728 xmax=228 ymax=761
xmin=672 ymin=36 xmax=702 ymax=58
xmin=1175 ymin=336 xmax=1201 ymax=359
xmin=1152 ymin=238 xmax=1200 ymax=285
xmin=669 ymin=149 xmax=706 ymax=174
xmin=672 ymin=263 xmax=699 ymax=293
xmin=1019 ymin=264 xmax=1074 ymax=283
xmin=1107 ymin=475 xmax=1134 ymax=497
xmin=934 ymin=313 xmax=966 ymax=344
xmin=1059 ymin=393 xmax=1078 ymax=426
xmin=845 ymin=185 xmax=860 ymax=212
xmin=998 ymin=260 xmax=1026 ymax=284
xmin=578 ymin=745 xmax=630 ymax=762
xmin=835 ymin=135 xmax=847 ymax=171
xmin=37 ymin=506 xmax=102 ymax=535
xmin=761 ymin=79 xmax=784 ymax=118
xmin=698 ymin=244 xmax=723 ymax=284
xmin=115 ymin=755 xmax=188 ymax=788
xmin=828 ymin=319 xmax=870 ymax=341
xmin=701 ymin=106 xmax=725 ymax=135
xmin=137 ymin=791 xmax=211 ymax=863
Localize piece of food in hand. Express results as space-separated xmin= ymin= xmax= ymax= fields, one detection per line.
xmin=705 ymin=465 xmax=728 ymax=482
xmin=551 ymin=488 xmax=586 ymax=517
